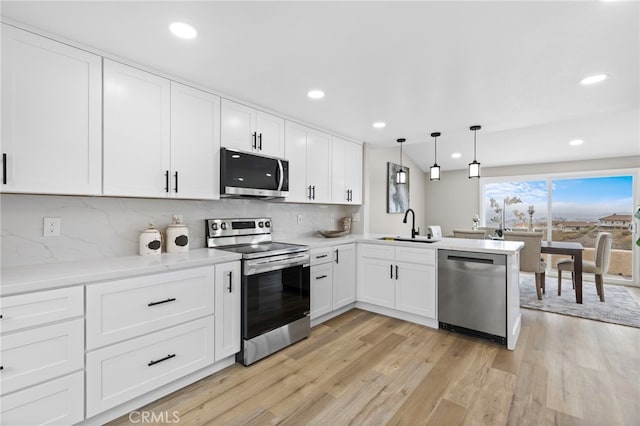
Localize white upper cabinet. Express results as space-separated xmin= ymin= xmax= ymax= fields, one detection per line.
xmin=285 ymin=121 xmax=331 ymax=203
xmin=103 ymin=60 xmax=220 ymax=199
xmin=103 ymin=60 xmax=171 ymax=198
xmin=1 ymin=24 xmax=102 ymax=195
xmin=170 ymin=82 xmax=221 ymax=200
xmin=221 ymin=99 xmax=285 ymax=158
xmin=331 ymin=136 xmax=362 ymax=204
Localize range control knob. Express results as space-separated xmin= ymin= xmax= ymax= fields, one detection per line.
xmin=211 ymin=223 xmax=218 ymax=231
xmin=265 ymin=221 xmax=271 ymax=228
xmin=220 ymin=222 xmax=227 ymax=230
xmin=258 ymin=221 xmax=264 ymax=228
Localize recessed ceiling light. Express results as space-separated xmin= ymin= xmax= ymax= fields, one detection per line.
xmin=580 ymin=74 xmax=608 ymax=85
xmin=373 ymin=122 xmax=386 ymax=129
xmin=569 ymin=139 xmax=584 ymax=146
xmin=451 ymin=152 xmax=462 ymax=159
xmin=169 ymin=22 xmax=197 ymax=39
xmin=307 ymin=90 xmax=325 ymax=99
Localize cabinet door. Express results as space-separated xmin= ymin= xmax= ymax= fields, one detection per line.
xmin=103 ymin=60 xmax=171 ymax=197
xmin=358 ymin=257 xmax=395 ymax=308
xmin=171 ymin=82 xmax=221 ymax=200
xmin=215 ymin=261 xmax=241 ymax=361
xmin=306 ymin=129 xmax=332 ymax=203
xmin=1 ymin=25 xmax=102 ymax=195
xmin=310 ymin=263 xmax=333 ymax=319
xmin=395 ymin=261 xmax=436 ymax=318
xmin=256 ymin=111 xmax=285 ymax=158
xmin=333 ymin=244 xmax=356 ymax=308
xmin=284 ymin=121 xmax=309 ymax=202
xmin=331 ymin=137 xmax=348 ymax=203
xmin=221 ymin=99 xmax=257 ymax=152
xmin=345 ymin=141 xmax=363 ymax=204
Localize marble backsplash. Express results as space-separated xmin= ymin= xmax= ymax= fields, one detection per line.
xmin=1 ymin=194 xmax=362 ymax=267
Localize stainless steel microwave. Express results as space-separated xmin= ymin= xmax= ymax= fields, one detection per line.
xmin=220 ymin=148 xmax=289 ymax=198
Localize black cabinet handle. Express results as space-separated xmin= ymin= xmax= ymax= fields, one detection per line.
xmin=174 ymin=171 xmax=179 ymax=193
xmin=227 ymin=271 xmax=233 ymax=293
xmin=0 ymin=314 xmax=3 ymax=319
xmin=390 ymin=264 xmax=393 ymax=279
xmin=335 ymin=249 xmax=339 ymax=264
xmin=164 ymin=170 xmax=169 ymax=193
xmin=312 ymin=185 xmax=316 ymax=200
xmin=258 ymin=133 xmax=263 ymax=150
xmin=395 ymin=265 xmax=399 ymax=280
xmin=2 ymin=153 xmax=6 ymax=185
xmin=315 ymin=274 xmax=328 ymax=280
xmin=0 ymin=365 xmax=3 ymax=371
xmin=315 ymin=254 xmax=328 ymax=259
xmin=148 ymin=297 xmax=176 ymax=307
xmin=252 ymin=132 xmax=257 ymax=149
xmin=307 ymin=185 xmax=312 ymax=200
xmin=148 ymin=353 xmax=175 ymax=367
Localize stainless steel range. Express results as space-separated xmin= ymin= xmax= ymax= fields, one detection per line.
xmin=206 ymin=218 xmax=310 ymax=365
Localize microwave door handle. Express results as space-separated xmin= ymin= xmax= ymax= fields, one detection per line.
xmin=277 ymin=160 xmax=284 ymax=191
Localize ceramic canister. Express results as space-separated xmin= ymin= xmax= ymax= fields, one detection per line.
xmin=139 ymin=225 xmax=162 ymax=256
xmin=166 ymin=215 xmax=189 ymax=253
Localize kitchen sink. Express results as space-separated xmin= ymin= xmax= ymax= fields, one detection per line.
xmin=377 ymin=236 xmax=438 ymax=243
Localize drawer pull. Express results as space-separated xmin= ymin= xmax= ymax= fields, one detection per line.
xmin=147 ymin=297 xmax=176 ymax=307
xmin=315 ymin=254 xmax=328 ymax=259
xmin=0 ymin=365 xmax=3 ymax=370
xmin=148 ymin=353 xmax=176 ymax=367
xmin=315 ymin=274 xmax=328 ymax=280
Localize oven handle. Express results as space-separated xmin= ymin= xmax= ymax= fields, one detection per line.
xmin=244 ymin=256 xmax=309 ymax=276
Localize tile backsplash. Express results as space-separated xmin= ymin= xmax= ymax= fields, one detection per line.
xmin=1 ymin=194 xmax=361 ymax=267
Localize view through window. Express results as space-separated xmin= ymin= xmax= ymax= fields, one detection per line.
xmin=482 ymin=174 xmax=635 ymax=281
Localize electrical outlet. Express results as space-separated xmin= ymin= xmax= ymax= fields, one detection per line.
xmin=297 ymin=214 xmax=303 ymax=224
xmin=43 ymin=217 xmax=61 ymax=237
xmin=352 ymin=212 xmax=361 ymax=222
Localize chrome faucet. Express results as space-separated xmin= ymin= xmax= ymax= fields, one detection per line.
xmin=402 ymin=208 xmax=419 ymax=238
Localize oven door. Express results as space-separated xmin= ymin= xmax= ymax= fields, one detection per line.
xmin=242 ymin=259 xmax=310 ymax=340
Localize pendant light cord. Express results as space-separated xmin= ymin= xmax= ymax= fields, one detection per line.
xmin=473 ymin=129 xmax=477 ymax=161
xmin=434 ymin=135 xmax=438 ymax=163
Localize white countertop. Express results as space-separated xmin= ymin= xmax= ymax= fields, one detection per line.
xmin=1 ymin=234 xmax=522 ymax=297
xmin=1 ymin=248 xmax=241 ymax=297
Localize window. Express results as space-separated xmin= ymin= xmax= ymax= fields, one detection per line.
xmin=481 ymin=171 xmax=636 ymax=283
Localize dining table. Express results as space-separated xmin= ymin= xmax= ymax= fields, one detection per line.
xmin=540 ymin=241 xmax=585 ymax=304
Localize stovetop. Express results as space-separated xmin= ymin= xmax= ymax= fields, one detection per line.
xmin=218 ymin=241 xmax=308 ymax=259
xmin=205 ymin=218 xmax=308 ymax=259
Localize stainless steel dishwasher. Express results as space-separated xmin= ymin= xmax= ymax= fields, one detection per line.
xmin=438 ymin=249 xmax=507 ymax=345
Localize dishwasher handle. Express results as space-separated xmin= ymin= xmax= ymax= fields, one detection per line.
xmin=447 ymin=255 xmax=495 ymax=265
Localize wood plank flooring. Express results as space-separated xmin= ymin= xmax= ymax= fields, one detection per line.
xmin=110 ymin=309 xmax=640 ymax=425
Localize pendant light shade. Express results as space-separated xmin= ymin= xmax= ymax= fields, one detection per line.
xmin=429 ymin=132 xmax=441 ymax=181
xmin=468 ymin=125 xmax=481 ymax=179
xmin=396 ymin=138 xmax=407 ymax=184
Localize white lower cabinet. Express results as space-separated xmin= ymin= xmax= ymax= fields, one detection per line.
xmin=215 ymin=261 xmax=241 ymax=361
xmin=357 ymin=244 xmax=436 ymax=320
xmin=0 ymin=371 xmax=84 ymax=426
xmin=86 ymin=316 xmax=215 ymax=417
xmin=310 ymin=243 xmax=356 ymax=322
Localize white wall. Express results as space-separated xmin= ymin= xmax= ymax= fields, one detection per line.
xmin=425 ymin=155 xmax=640 ymax=236
xmin=0 ymin=194 xmax=361 ymax=267
xmin=364 ymin=144 xmax=427 ymax=236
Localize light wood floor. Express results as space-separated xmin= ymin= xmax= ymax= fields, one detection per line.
xmin=110 ymin=308 xmax=640 ymax=425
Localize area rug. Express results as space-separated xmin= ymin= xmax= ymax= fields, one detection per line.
xmin=519 ymin=274 xmax=640 ymax=328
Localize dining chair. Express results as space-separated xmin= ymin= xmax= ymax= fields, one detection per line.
xmin=557 ymin=232 xmax=612 ymax=302
xmin=452 ymin=229 xmax=486 ymax=239
xmin=504 ymin=231 xmax=546 ymax=300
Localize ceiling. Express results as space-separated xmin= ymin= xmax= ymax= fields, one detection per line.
xmin=2 ymin=1 xmax=638 ymax=172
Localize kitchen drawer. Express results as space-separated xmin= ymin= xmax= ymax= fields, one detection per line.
xmin=0 ymin=371 xmax=84 ymax=426
xmin=396 ymin=246 xmax=436 ymax=265
xmin=0 ymin=286 xmax=83 ymax=334
xmin=0 ymin=318 xmax=84 ymax=395
xmin=86 ymin=316 xmax=215 ymax=417
xmin=86 ymin=266 xmax=215 ymax=349
xmin=359 ymin=243 xmax=395 ymax=260
xmin=310 ymin=247 xmax=333 ymax=265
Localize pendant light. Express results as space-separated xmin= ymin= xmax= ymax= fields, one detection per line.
xmin=396 ymin=138 xmax=407 ymax=184
xmin=468 ymin=125 xmax=481 ymax=179
xmin=429 ymin=132 xmax=441 ymax=181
